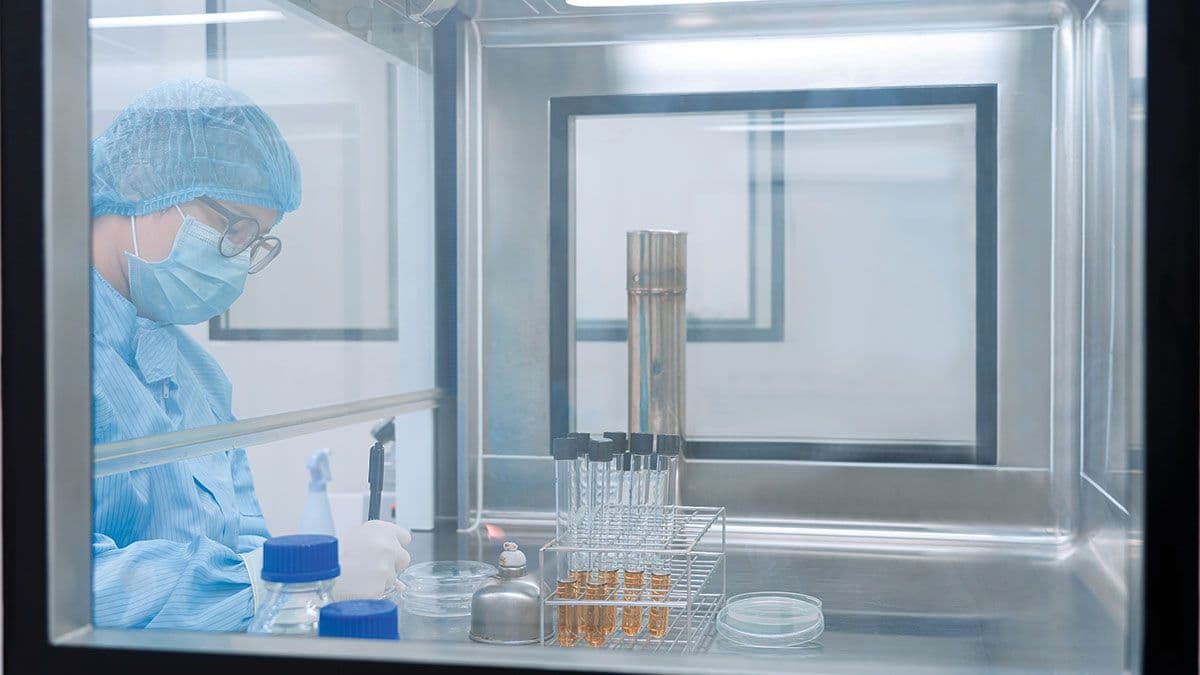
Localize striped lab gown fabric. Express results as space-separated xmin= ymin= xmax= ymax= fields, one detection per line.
xmin=91 ymin=269 xmax=270 ymax=631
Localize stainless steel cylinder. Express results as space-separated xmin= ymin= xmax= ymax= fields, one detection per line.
xmin=627 ymin=230 xmax=686 ymax=442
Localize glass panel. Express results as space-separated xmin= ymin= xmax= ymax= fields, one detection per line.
xmin=574 ymin=101 xmax=984 ymax=460
xmin=1082 ymin=0 xmax=1142 ymax=508
xmin=89 ymin=0 xmax=435 ymax=429
xmin=241 ymin=410 xmax=436 ymax=538
xmin=87 ymin=0 xmax=438 ymax=635
xmin=91 ymin=411 xmax=436 ymax=632
xmin=575 ymin=111 xmax=779 ymax=337
xmin=65 ymin=1 xmax=1144 ymax=672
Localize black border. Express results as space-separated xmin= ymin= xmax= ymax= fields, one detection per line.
xmin=1141 ymin=0 xmax=1200 ymax=671
xmin=549 ymin=85 xmax=998 ymax=466
xmin=2 ymin=1 xmax=50 ymax=671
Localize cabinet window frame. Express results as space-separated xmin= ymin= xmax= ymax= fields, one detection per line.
xmin=549 ymin=85 xmax=999 ymax=465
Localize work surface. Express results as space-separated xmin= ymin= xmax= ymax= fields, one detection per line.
xmin=407 ymin=522 xmax=1128 ymax=674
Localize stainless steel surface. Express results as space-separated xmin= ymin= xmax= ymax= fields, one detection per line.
xmin=1047 ymin=0 xmax=1084 ymax=539
xmin=1078 ymin=1 xmax=1145 ymax=671
xmin=540 ymin=507 xmax=726 ymax=654
xmin=627 ymin=230 xmax=687 ymax=441
xmin=470 ymin=1 xmax=1074 ymax=535
xmin=470 ymin=544 xmax=545 ymax=645
xmin=70 ymin=521 xmax=1127 ymax=672
xmin=45 ymin=0 xmax=93 ymax=643
xmin=465 ymin=0 xmax=1076 ymax=36
xmin=93 ymin=389 xmax=443 ymax=478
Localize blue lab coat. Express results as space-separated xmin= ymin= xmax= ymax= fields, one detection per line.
xmin=91 ymin=269 xmax=269 ymax=630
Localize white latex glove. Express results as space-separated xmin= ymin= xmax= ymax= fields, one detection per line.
xmin=334 ymin=520 xmax=413 ymax=601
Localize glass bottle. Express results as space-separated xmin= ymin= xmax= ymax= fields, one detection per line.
xmin=248 ymin=534 xmax=339 ymax=636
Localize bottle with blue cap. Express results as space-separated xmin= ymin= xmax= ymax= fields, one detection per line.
xmin=320 ymin=599 xmax=400 ymax=640
xmin=248 ymin=534 xmax=341 ymax=635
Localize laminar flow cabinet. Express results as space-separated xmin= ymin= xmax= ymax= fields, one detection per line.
xmin=2 ymin=0 xmax=1196 ymax=673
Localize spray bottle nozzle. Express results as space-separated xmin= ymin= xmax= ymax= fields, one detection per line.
xmin=307 ymin=447 xmax=333 ymax=490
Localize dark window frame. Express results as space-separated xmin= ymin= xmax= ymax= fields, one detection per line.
xmin=550 ymin=85 xmax=999 ymax=465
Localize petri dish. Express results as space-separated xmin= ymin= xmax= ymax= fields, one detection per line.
xmin=716 ymin=591 xmax=824 ymax=648
xmin=397 ymin=560 xmax=498 ymax=642
xmin=398 ymin=560 xmax=498 ymax=616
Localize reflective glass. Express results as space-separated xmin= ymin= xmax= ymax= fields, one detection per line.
xmin=73 ymin=1 xmax=1145 ymax=672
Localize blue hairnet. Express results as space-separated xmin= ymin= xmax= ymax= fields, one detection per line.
xmin=91 ymin=78 xmax=301 ymax=224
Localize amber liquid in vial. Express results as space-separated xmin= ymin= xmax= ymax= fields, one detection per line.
xmin=556 ymin=580 xmax=580 ymax=646
xmin=621 ymin=570 xmax=645 ymax=636
xmin=570 ymin=569 xmax=588 ymax=587
xmin=647 ymin=572 xmax=671 ymax=638
xmin=584 ymin=579 xmax=607 ymax=647
xmin=600 ymin=569 xmax=620 ymax=635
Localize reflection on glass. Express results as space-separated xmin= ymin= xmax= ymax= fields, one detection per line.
xmin=1082 ymin=0 xmax=1142 ymax=508
xmin=89 ymin=74 xmax=301 ymax=631
xmin=88 ymin=1 xmax=432 ymax=634
xmin=574 ymin=102 xmax=981 ymax=453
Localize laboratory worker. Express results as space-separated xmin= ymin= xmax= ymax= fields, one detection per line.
xmin=89 ymin=78 xmax=411 ymax=631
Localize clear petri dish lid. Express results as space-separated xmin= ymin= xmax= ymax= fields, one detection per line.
xmin=716 ymin=591 xmax=824 ymax=648
xmin=398 ymin=560 xmax=498 ymax=597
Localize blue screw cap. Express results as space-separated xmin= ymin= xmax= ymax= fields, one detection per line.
xmin=320 ymin=599 xmax=400 ymax=640
xmin=261 ymin=534 xmax=340 ymax=583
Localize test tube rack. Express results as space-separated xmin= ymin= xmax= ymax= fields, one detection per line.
xmin=539 ymin=505 xmax=726 ymax=654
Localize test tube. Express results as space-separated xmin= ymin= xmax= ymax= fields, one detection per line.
xmin=551 ymin=435 xmax=581 ymax=645
xmin=569 ymin=433 xmax=591 ymax=591
xmin=601 ymin=432 xmax=627 ymax=634
xmin=585 ymin=437 xmax=615 ymax=643
xmin=622 ymin=432 xmax=654 ymax=635
xmin=648 ymin=434 xmax=682 ymax=638
xmin=555 ymin=578 xmax=579 ymax=646
xmin=656 ymin=434 xmax=682 ymax=531
xmin=602 ymin=432 xmax=628 ymax=522
xmin=552 ymin=436 xmax=578 ymax=542
xmin=587 ymin=437 xmax=614 ymax=569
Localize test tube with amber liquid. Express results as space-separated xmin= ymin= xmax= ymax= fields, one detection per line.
xmin=621 ymin=570 xmax=645 ymax=636
xmin=556 ymin=579 xmax=579 ymax=646
xmin=647 ymin=571 xmax=671 ymax=638
xmin=647 ymin=436 xmax=681 ymax=639
xmin=600 ymin=568 xmax=619 ymax=635
xmin=584 ymin=577 xmax=607 ymax=647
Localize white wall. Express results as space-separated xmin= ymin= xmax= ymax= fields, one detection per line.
xmin=90 ymin=1 xmax=436 ymax=535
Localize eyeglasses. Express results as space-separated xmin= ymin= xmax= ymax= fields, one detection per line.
xmin=197 ymin=196 xmax=281 ymax=274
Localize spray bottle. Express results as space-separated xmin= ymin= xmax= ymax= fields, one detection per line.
xmin=298 ymin=448 xmax=336 ymax=536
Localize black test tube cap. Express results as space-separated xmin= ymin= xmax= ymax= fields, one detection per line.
xmin=588 ymin=437 xmax=615 ymax=462
xmin=552 ymin=436 xmax=578 ymax=460
xmin=629 ymin=432 xmax=654 ymax=455
xmin=602 ymin=431 xmax=628 ymax=454
xmin=569 ymin=432 xmax=591 ymax=457
xmin=655 ymin=434 xmax=682 ymax=456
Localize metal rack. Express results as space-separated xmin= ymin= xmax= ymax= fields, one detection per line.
xmin=539 ymin=506 xmax=726 ymax=654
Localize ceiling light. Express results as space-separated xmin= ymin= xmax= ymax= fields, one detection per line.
xmin=89 ymin=10 xmax=284 ymax=30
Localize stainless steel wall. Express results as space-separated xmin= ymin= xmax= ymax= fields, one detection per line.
xmin=456 ymin=0 xmax=1084 ymax=539
xmin=1077 ymin=1 xmax=1144 ymax=668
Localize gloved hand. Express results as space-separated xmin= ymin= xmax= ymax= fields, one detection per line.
xmin=333 ymin=520 xmax=413 ymax=601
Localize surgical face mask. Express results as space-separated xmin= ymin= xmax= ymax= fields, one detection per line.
xmin=126 ymin=206 xmax=252 ymax=324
